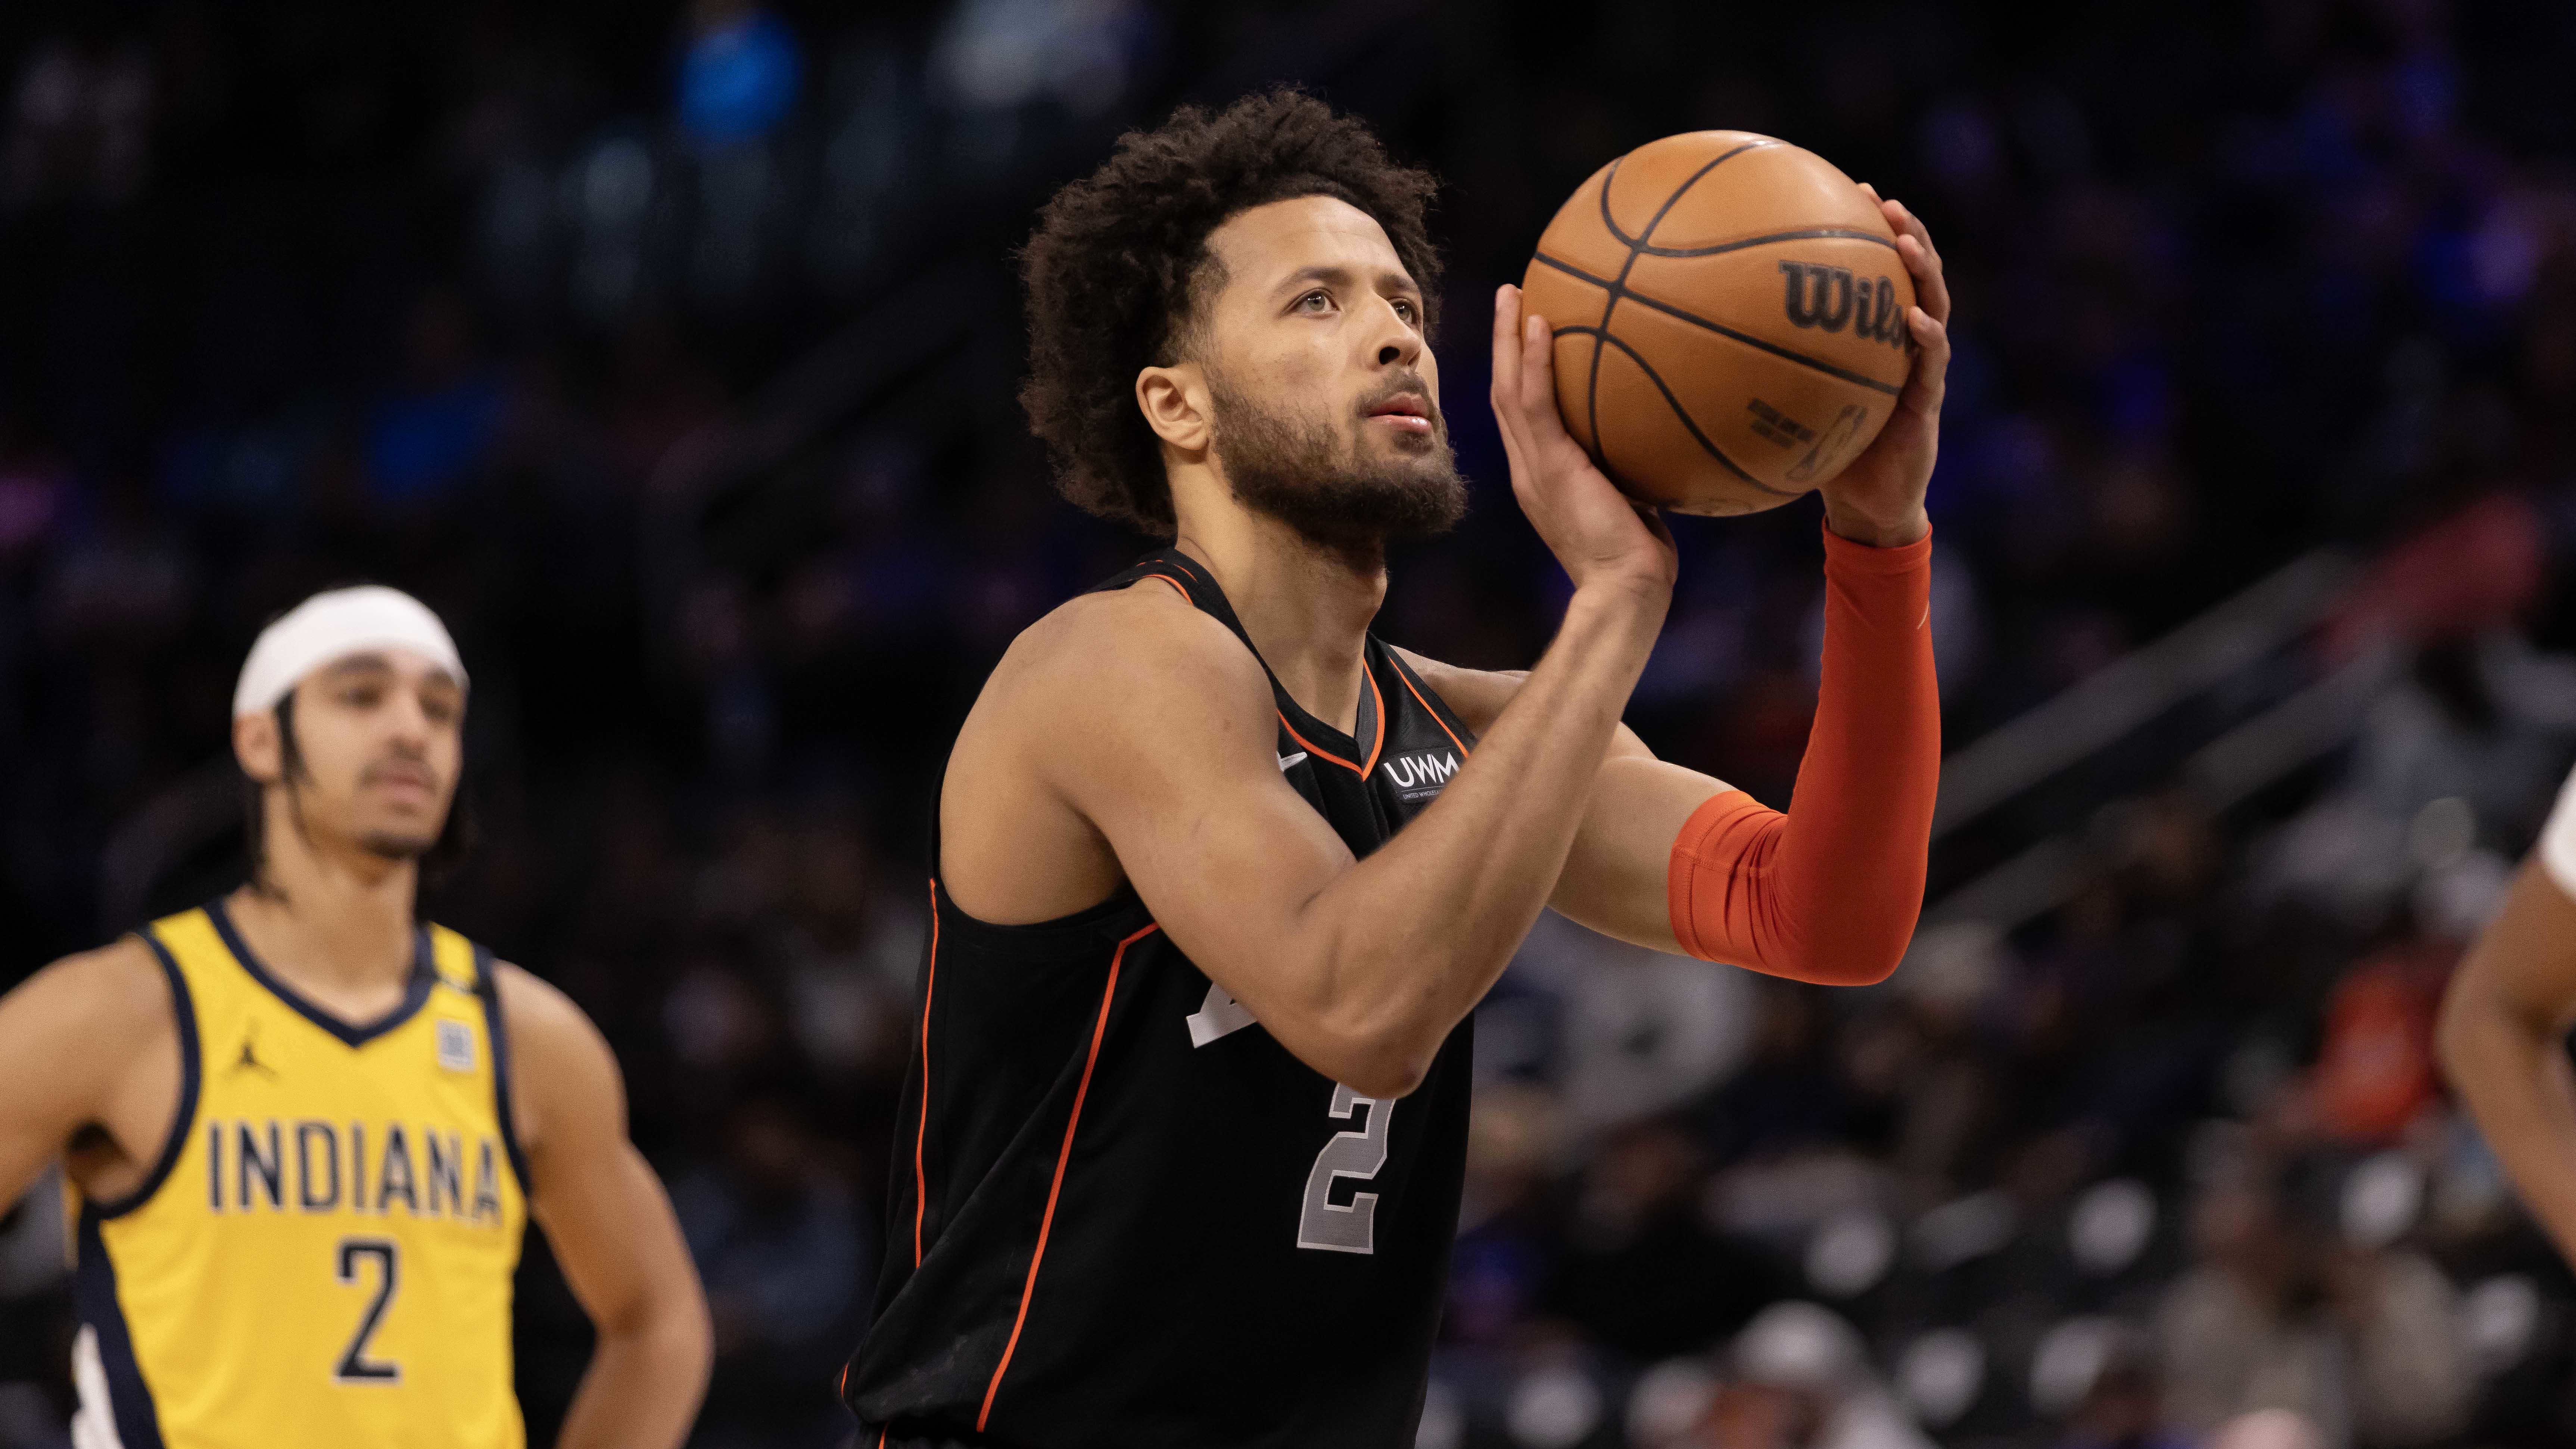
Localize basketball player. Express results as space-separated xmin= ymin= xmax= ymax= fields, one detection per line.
xmin=2440 ymin=768 xmax=2576 ymax=1268
xmin=0 ymin=585 xmax=711 ymax=1448
xmin=843 ymin=91 xmax=1948 ymax=1447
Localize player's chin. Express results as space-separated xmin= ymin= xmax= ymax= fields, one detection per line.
xmin=1356 ymin=424 xmax=1446 ymax=469
xmin=355 ymin=823 xmax=442 ymax=861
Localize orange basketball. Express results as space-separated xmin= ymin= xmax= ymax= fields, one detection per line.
xmin=1520 ymin=132 xmax=1915 ymax=515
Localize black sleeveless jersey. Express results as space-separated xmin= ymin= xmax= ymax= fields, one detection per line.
xmin=842 ymin=547 xmax=1483 ymax=1449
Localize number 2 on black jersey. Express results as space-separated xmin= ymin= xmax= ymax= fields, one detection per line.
xmin=334 ymin=1238 xmax=401 ymax=1383
xmin=1298 ymin=1085 xmax=1390 ymax=1253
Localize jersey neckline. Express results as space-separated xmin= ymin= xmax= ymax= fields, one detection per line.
xmin=1144 ymin=548 xmax=1387 ymax=774
xmin=203 ymin=898 xmax=439 ymax=1048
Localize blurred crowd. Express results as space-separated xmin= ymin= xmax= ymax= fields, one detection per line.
xmin=7 ymin=1 xmax=2576 ymax=1447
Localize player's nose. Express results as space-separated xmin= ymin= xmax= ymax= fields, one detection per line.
xmin=383 ymin=691 xmax=437 ymax=743
xmin=1367 ymin=299 xmax=1423 ymax=370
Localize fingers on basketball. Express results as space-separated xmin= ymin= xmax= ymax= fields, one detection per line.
xmin=1901 ymin=308 xmax=1949 ymax=417
xmin=1519 ymin=313 xmax=1573 ymax=447
xmin=1884 ymin=207 xmax=1952 ymax=324
xmin=1490 ymin=286 xmax=1530 ymax=465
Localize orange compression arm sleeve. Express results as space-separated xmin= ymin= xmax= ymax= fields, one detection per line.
xmin=1667 ymin=525 xmax=1940 ymax=985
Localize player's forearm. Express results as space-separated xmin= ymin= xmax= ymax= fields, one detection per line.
xmin=2437 ymin=977 xmax=2576 ymax=1264
xmin=554 ymin=1294 xmax=713 ymax=1449
xmin=1290 ymin=580 xmax=1665 ymax=1092
xmin=1665 ymin=529 xmax=1937 ymax=983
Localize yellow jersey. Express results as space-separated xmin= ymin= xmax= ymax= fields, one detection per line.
xmin=68 ymin=902 xmax=529 ymax=1449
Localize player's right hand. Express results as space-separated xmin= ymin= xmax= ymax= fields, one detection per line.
xmin=1491 ymin=284 xmax=1678 ymax=603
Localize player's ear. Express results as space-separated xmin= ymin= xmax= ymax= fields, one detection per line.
xmin=1136 ymin=361 xmax=1212 ymax=455
xmin=233 ymin=709 xmax=283 ymax=786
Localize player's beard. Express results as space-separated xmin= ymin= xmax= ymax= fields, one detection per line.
xmin=356 ymin=827 xmax=439 ymax=861
xmin=1206 ymin=369 xmax=1468 ymax=557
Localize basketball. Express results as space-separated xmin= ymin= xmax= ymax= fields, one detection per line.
xmin=1521 ymin=131 xmax=1916 ymax=515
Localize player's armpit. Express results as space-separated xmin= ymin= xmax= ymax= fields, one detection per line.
xmin=495 ymin=966 xmax=711 ymax=1449
xmin=0 ymin=939 xmax=180 ymax=1210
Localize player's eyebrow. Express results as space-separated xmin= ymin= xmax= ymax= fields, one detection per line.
xmin=1275 ymin=263 xmax=1420 ymax=300
xmin=1275 ymin=263 xmax=1357 ymax=296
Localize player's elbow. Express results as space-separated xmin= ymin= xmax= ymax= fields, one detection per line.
xmin=600 ymin=1265 xmax=715 ymax=1384
xmin=2433 ymin=969 xmax=2498 ymax=1089
xmin=1788 ymin=951 xmax=1903 ymax=988
xmin=1340 ymin=1051 xmax=1434 ymax=1100
xmin=1291 ymin=1008 xmax=1437 ymax=1099
xmin=1303 ymin=1025 xmax=1434 ymax=1100
xmin=1775 ymin=917 xmax=1915 ymax=988
xmin=1827 ymin=951 xmax=1906 ymax=988
xmin=651 ymin=1288 xmax=716 ymax=1403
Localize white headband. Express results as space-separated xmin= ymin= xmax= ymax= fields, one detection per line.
xmin=232 ymin=585 xmax=468 ymax=719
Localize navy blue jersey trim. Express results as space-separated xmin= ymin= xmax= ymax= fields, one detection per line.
xmin=74 ymin=1209 xmax=169 ymax=1448
xmin=205 ymin=898 xmax=435 ymax=1047
xmin=85 ymin=932 xmax=203 ymax=1221
xmin=473 ymin=945 xmax=535 ymax=1195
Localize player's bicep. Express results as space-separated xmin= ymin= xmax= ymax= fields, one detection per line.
xmin=1041 ymin=621 xmax=1358 ymax=1021
xmin=498 ymin=968 xmax=704 ymax=1334
xmin=0 ymin=944 xmax=165 ymax=1206
xmin=1554 ymin=756 xmax=1731 ymax=951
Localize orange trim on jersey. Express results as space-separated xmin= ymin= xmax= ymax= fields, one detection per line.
xmin=913 ymin=881 xmax=941 ymax=1268
xmin=1139 ymin=572 xmax=1190 ymax=602
xmin=976 ymin=921 xmax=1161 ymax=1433
xmin=1277 ymin=713 xmax=1363 ymax=774
xmin=1360 ymin=669 xmax=1388 ymax=775
xmin=1393 ymin=662 xmax=1472 ymax=759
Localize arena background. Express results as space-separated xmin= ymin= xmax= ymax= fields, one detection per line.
xmin=5 ymin=2 xmax=2576 ymax=1446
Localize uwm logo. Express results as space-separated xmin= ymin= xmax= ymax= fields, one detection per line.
xmin=1776 ymin=261 xmax=1909 ymax=351
xmin=1382 ymin=749 xmax=1460 ymax=796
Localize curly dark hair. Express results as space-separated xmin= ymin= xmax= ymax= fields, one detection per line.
xmin=1019 ymin=88 xmax=1443 ymax=535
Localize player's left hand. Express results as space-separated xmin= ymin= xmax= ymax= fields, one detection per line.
xmin=1816 ymin=187 xmax=1949 ymax=548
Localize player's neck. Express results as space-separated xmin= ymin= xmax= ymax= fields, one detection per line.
xmin=227 ymin=827 xmax=421 ymax=1019
xmin=1173 ymin=505 xmax=1384 ymax=737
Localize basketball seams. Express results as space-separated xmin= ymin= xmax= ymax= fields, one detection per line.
xmin=1634 ymin=226 xmax=1897 ymax=259
xmin=1532 ymin=250 xmax=1906 ymax=399
xmin=1555 ymin=324 xmax=1800 ymax=496
xmin=1584 ymin=140 xmax=1776 ymax=479
xmin=1592 ymin=140 xmax=1779 ymax=250
xmin=1616 ymin=288 xmax=1906 ymax=396
xmin=1581 ymin=160 xmax=1623 ymax=470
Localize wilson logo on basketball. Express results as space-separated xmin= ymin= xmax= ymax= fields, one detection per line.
xmin=1777 ymin=261 xmax=1909 ymax=350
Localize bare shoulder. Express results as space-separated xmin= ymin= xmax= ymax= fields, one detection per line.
xmin=1 ymin=936 xmax=175 ymax=1049
xmin=966 ymin=581 xmax=1279 ymax=789
xmin=0 ymin=938 xmax=175 ymax=1150
xmin=1003 ymin=581 xmax=1269 ymax=711
xmin=491 ymin=961 xmax=624 ymax=1163
xmin=492 ymin=962 xmax=616 ymax=1082
xmin=1388 ymin=646 xmax=1526 ymax=736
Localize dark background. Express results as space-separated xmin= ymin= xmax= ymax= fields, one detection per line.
xmin=4 ymin=2 xmax=2576 ymax=1446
